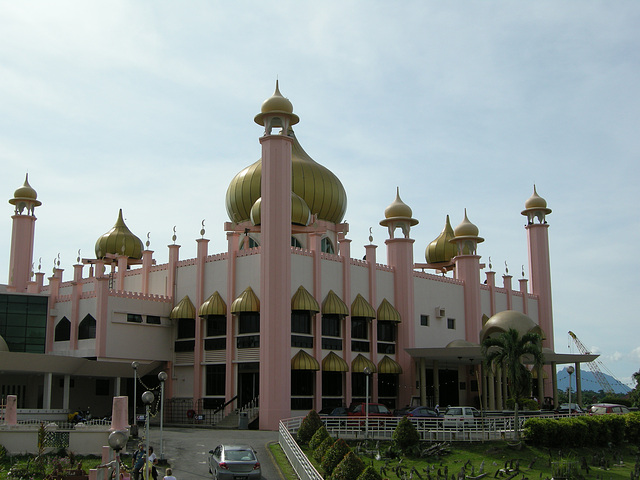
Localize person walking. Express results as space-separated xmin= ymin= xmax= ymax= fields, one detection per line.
xmin=147 ymin=446 xmax=158 ymax=480
xmin=163 ymin=468 xmax=177 ymax=480
xmin=132 ymin=444 xmax=145 ymax=480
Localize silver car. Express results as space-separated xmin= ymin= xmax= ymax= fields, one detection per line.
xmin=208 ymin=445 xmax=261 ymax=480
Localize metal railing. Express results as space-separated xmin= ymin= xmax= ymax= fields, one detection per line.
xmin=279 ymin=419 xmax=323 ymax=480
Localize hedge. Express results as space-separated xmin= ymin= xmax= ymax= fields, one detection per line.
xmin=297 ymin=410 xmax=324 ymax=445
xmin=330 ymin=451 xmax=365 ymax=480
xmin=314 ymin=436 xmax=335 ymax=462
xmin=321 ymin=438 xmax=351 ymax=477
xmin=523 ymin=414 xmax=629 ymax=447
xmin=310 ymin=426 xmax=330 ymax=451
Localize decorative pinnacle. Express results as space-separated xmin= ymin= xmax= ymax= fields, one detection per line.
xmin=200 ymin=219 xmax=206 ymax=238
xmin=146 ymin=232 xmax=150 ymax=248
xmin=77 ymin=249 xmax=81 ymax=263
xmin=172 ymin=226 xmax=177 ymax=244
xmin=504 ymin=261 xmax=509 ymax=275
xmin=369 ymin=227 xmax=373 ymax=244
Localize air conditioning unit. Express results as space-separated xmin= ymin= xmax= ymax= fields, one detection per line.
xmin=435 ymin=306 xmax=445 ymax=318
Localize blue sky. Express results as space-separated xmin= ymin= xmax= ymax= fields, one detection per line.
xmin=1 ymin=2 xmax=638 ymax=388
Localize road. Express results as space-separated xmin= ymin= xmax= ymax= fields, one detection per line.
xmin=144 ymin=427 xmax=281 ymax=480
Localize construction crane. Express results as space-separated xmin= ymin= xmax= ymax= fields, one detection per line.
xmin=568 ymin=331 xmax=615 ymax=394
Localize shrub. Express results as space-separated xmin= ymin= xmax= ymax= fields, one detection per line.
xmin=356 ymin=465 xmax=383 ymax=480
xmin=297 ymin=410 xmax=324 ymax=444
xmin=521 ymin=399 xmax=540 ymax=410
xmin=310 ymin=425 xmax=330 ymax=451
xmin=320 ymin=438 xmax=351 ymax=477
xmin=314 ymin=436 xmax=335 ymax=462
xmin=625 ymin=412 xmax=640 ymax=444
xmin=392 ymin=416 xmax=420 ymax=451
xmin=330 ymin=451 xmax=365 ymax=480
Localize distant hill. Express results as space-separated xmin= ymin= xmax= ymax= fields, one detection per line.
xmin=556 ymin=367 xmax=631 ymax=394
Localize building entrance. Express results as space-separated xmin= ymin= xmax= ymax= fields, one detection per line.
xmin=238 ymin=362 xmax=259 ymax=407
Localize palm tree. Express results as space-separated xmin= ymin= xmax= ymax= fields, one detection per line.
xmin=481 ymin=327 xmax=544 ymax=440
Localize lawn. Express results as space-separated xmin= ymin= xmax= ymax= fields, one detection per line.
xmin=301 ymin=440 xmax=639 ymax=480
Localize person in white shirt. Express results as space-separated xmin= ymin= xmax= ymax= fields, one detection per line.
xmin=163 ymin=468 xmax=177 ymax=480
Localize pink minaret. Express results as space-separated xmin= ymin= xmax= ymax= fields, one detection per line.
xmin=450 ymin=209 xmax=484 ymax=344
xmin=380 ymin=188 xmax=418 ymax=407
xmin=8 ymin=174 xmax=41 ymax=292
xmin=255 ymin=82 xmax=298 ymax=429
xmin=521 ymin=186 xmax=554 ymax=349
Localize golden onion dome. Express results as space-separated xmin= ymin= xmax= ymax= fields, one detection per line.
xmin=454 ymin=209 xmax=479 ymax=237
xmin=446 ymin=339 xmax=476 ymax=348
xmin=249 ymin=191 xmax=311 ymax=226
xmin=384 ymin=187 xmax=413 ymax=219
xmin=226 ymin=130 xmax=347 ymax=225
xmin=521 ymin=185 xmax=552 ymax=217
xmin=254 ymin=80 xmax=299 ymax=127
xmin=480 ymin=310 xmax=544 ymax=341
xmin=425 ymin=215 xmax=457 ymax=264
xmin=94 ymin=209 xmax=143 ymax=260
xmin=9 ymin=174 xmax=41 ymax=207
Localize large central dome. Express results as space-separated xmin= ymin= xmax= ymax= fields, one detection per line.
xmin=225 ymin=130 xmax=347 ymax=225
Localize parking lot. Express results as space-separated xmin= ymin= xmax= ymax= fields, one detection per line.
xmin=144 ymin=427 xmax=280 ymax=480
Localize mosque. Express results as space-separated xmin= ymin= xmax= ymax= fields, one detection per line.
xmin=0 ymin=83 xmax=594 ymax=430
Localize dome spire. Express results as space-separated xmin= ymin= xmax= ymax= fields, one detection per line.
xmin=254 ymin=80 xmax=299 ymax=134
xmin=9 ymin=173 xmax=41 ymax=216
xmin=379 ymin=187 xmax=418 ymax=239
xmin=521 ymin=184 xmax=552 ymax=224
xmin=450 ymin=209 xmax=484 ymax=256
xmin=94 ymin=209 xmax=143 ymax=260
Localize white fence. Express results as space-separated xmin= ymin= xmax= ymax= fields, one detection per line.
xmin=279 ymin=418 xmax=323 ymax=480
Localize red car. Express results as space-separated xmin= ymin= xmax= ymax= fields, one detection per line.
xmin=348 ymin=403 xmax=393 ymax=416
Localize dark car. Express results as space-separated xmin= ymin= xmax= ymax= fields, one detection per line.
xmin=208 ymin=445 xmax=261 ymax=480
xmin=405 ymin=406 xmax=441 ymax=418
xmin=348 ymin=402 xmax=393 ymax=417
xmin=319 ymin=406 xmax=348 ymax=416
xmin=555 ymin=403 xmax=584 ymax=414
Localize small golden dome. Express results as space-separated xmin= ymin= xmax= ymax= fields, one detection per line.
xmin=226 ymin=131 xmax=347 ymax=225
xmin=425 ymin=215 xmax=457 ymax=264
xmin=94 ymin=209 xmax=143 ymax=259
xmin=521 ymin=185 xmax=552 ymax=217
xmin=254 ymin=80 xmax=300 ymax=127
xmin=384 ymin=187 xmax=413 ymax=219
xmin=9 ymin=174 xmax=42 ymax=207
xmin=446 ymin=339 xmax=477 ymax=348
xmin=481 ymin=310 xmax=544 ymax=341
xmin=249 ymin=192 xmax=311 ymax=227
xmin=454 ymin=209 xmax=479 ymax=237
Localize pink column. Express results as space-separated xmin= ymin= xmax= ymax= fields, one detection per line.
xmin=365 ymin=244 xmax=378 ymax=401
xmin=309 ymin=232 xmax=323 ymax=412
xmin=116 ymin=255 xmax=127 ymax=291
xmin=485 ymin=271 xmax=496 ymax=316
xmin=259 ymin=133 xmax=293 ymax=430
xmin=454 ymin=255 xmax=482 ymax=344
xmin=110 ymin=396 xmax=129 ymax=431
xmin=225 ymin=233 xmax=237 ymax=413
xmin=167 ymin=244 xmax=180 ymax=298
xmin=338 ymin=235 xmax=352 ymax=407
xmin=141 ymin=250 xmax=153 ymax=295
xmin=5 ymin=395 xmax=17 ymax=425
xmin=71 ymin=264 xmax=83 ymax=350
xmin=193 ymin=238 xmax=209 ymax=410
xmin=503 ymin=274 xmax=513 ymax=310
xmin=46 ymin=271 xmax=63 ymax=353
xmin=95 ymin=276 xmax=110 ymax=357
xmin=519 ymin=278 xmax=528 ymax=314
xmin=526 ymin=224 xmax=553 ymax=349
xmin=386 ymin=237 xmax=415 ymax=408
xmin=8 ymin=214 xmax=36 ymax=292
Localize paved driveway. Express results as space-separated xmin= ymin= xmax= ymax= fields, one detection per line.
xmin=145 ymin=427 xmax=280 ymax=480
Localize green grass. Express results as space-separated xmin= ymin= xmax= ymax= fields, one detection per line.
xmin=303 ymin=441 xmax=640 ymax=480
xmin=268 ymin=443 xmax=298 ymax=480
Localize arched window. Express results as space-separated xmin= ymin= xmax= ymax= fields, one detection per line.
xmin=291 ymin=237 xmax=302 ymax=248
xmin=78 ymin=314 xmax=96 ymax=339
xmin=321 ymin=237 xmax=334 ymax=254
xmin=239 ymin=236 xmax=259 ymax=250
xmin=54 ymin=317 xmax=71 ymax=341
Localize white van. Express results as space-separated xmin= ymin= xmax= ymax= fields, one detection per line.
xmin=443 ymin=406 xmax=481 ymax=428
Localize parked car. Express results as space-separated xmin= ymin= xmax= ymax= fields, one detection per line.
xmin=319 ymin=406 xmax=349 ymax=416
xmin=443 ymin=406 xmax=481 ymax=428
xmin=555 ymin=403 xmax=584 ymax=414
xmin=208 ymin=445 xmax=261 ymax=480
xmin=348 ymin=403 xmax=393 ymax=417
xmin=590 ymin=403 xmax=630 ymax=415
xmin=405 ymin=406 xmax=442 ymax=418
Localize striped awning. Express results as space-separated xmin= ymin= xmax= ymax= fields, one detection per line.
xmin=378 ymin=355 xmax=402 ymax=374
xmin=170 ymin=295 xmax=196 ymax=320
xmin=199 ymin=291 xmax=227 ymax=317
xmin=291 ymin=350 xmax=320 ymax=371
xmin=351 ymin=294 xmax=375 ymax=319
xmin=351 ymin=354 xmax=376 ymax=373
xmin=322 ymin=351 xmax=349 ymax=372
xmin=377 ymin=298 xmax=401 ymax=323
xmin=321 ymin=290 xmax=349 ymax=316
xmin=231 ymin=287 xmax=260 ymax=313
xmin=291 ymin=286 xmax=320 ymax=313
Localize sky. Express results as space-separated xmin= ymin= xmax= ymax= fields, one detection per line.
xmin=0 ymin=2 xmax=638 ymax=389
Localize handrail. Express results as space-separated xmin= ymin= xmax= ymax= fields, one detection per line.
xmin=212 ymin=395 xmax=238 ymax=416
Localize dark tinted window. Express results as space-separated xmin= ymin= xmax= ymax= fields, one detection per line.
xmin=78 ymin=314 xmax=96 ymax=339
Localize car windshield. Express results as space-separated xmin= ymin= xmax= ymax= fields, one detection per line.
xmin=446 ymin=408 xmax=462 ymax=415
xmin=378 ymin=405 xmax=390 ymax=414
xmin=224 ymin=449 xmax=255 ymax=462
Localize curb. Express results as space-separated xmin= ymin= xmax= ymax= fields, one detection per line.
xmin=265 ymin=441 xmax=289 ymax=480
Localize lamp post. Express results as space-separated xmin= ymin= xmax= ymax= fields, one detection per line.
xmin=567 ymin=365 xmax=575 ymax=416
xmin=108 ymin=430 xmax=128 ymax=480
xmin=132 ymin=361 xmax=139 ymax=435
xmin=141 ymin=390 xmax=155 ymax=480
xmin=158 ymin=371 xmax=168 ymax=461
xmin=363 ymin=366 xmax=371 ymax=439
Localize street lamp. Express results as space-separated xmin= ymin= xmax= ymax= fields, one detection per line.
xmin=108 ymin=430 xmax=129 ymax=480
xmin=158 ymin=371 xmax=168 ymax=461
xmin=132 ymin=361 xmax=139 ymax=435
xmin=363 ymin=367 xmax=371 ymax=439
xmin=142 ymin=390 xmax=155 ymax=480
xmin=567 ymin=365 xmax=575 ymax=416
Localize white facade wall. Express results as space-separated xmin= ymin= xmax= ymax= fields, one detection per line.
xmin=413 ymin=275 xmax=465 ymax=347
xmin=175 ymin=263 xmax=197 ymax=300
xmin=320 ymin=256 xmax=344 ymax=299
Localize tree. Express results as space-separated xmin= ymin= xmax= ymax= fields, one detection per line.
xmin=481 ymin=327 xmax=544 ymax=440
xmin=629 ymin=369 xmax=640 ymax=408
